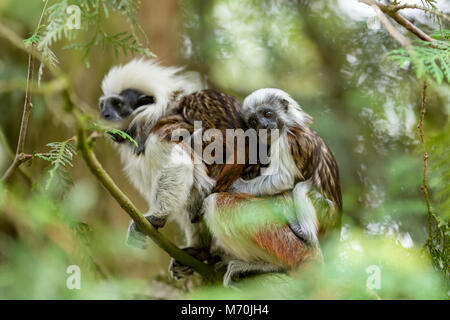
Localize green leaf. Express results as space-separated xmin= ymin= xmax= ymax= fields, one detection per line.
xmin=105 ymin=128 xmax=138 ymax=147
xmin=430 ymin=29 xmax=450 ymax=41
xmin=35 ymin=140 xmax=77 ymax=191
xmin=388 ymin=38 xmax=450 ymax=84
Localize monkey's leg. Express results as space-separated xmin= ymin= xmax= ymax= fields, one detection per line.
xmin=126 ymin=215 xmax=164 ymax=249
xmin=223 ymin=260 xmax=283 ymax=286
xmin=127 ymin=163 xmax=195 ymax=249
xmin=229 ymin=173 xmax=294 ymax=196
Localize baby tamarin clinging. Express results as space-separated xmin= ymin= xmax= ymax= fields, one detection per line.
xmin=229 ymin=88 xmax=342 ymax=244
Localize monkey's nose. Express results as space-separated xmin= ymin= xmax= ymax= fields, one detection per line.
xmin=101 ymin=107 xmax=120 ymax=121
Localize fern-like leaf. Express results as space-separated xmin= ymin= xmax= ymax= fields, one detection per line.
xmin=35 ymin=140 xmax=77 ymax=190
xmin=31 ymin=0 xmax=154 ymax=71
xmin=24 ymin=25 xmax=46 ymax=47
xmin=430 ymin=29 xmax=450 ymax=41
xmin=89 ymin=122 xmax=138 ymax=146
xmin=388 ymin=39 xmax=450 ymax=84
xmin=104 ymin=128 xmax=138 ymax=147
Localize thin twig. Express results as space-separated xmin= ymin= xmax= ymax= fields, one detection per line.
xmin=360 ymin=0 xmax=413 ymax=49
xmin=418 ymin=82 xmax=432 ymax=232
xmin=1 ymin=51 xmax=35 ymax=182
xmin=0 ymin=0 xmax=55 ymax=183
xmin=391 ymin=4 xmax=450 ymax=23
xmin=418 ymin=81 xmax=442 ymax=254
xmin=386 ymin=9 xmax=435 ymax=42
xmin=359 ymin=0 xmax=435 ymax=42
xmin=0 ymin=129 xmax=32 ymax=186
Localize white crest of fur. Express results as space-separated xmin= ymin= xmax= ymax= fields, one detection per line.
xmin=243 ymin=88 xmax=313 ymax=128
xmin=101 ymin=58 xmax=194 ymax=128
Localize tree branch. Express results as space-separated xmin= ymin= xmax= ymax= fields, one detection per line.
xmin=361 ymin=0 xmax=413 ymax=49
xmin=1 ymin=51 xmax=35 ymax=183
xmin=417 ymin=81 xmax=440 ymax=251
xmin=359 ymin=0 xmax=435 ymax=42
xmin=0 ymin=129 xmax=32 ymax=186
xmin=0 ymin=9 xmax=64 ymax=183
xmin=390 ymin=4 xmax=450 ymax=23
xmin=74 ymin=115 xmax=219 ymax=282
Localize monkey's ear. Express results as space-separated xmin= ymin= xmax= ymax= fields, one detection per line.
xmin=280 ymin=98 xmax=290 ymax=111
xmin=280 ymin=98 xmax=302 ymax=111
xmin=137 ymin=95 xmax=155 ymax=106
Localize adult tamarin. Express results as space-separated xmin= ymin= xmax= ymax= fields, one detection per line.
xmin=202 ymin=88 xmax=342 ymax=284
xmin=98 ymin=59 xmax=257 ymax=265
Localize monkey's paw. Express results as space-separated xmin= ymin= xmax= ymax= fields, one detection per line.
xmin=169 ymin=247 xmax=211 ymax=280
xmin=145 ymin=214 xmax=167 ymax=228
xmin=126 ymin=215 xmax=167 ymax=249
xmin=228 ymin=178 xmax=247 ymax=193
xmin=169 ymin=259 xmax=195 ymax=280
xmin=126 ymin=220 xmax=148 ymax=249
xmin=288 ymin=222 xmax=319 ymax=247
xmin=223 ymin=260 xmax=246 ymax=286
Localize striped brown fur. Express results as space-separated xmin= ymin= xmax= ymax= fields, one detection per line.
xmin=147 ymin=89 xmax=260 ymax=191
xmin=287 ymin=126 xmax=342 ymax=231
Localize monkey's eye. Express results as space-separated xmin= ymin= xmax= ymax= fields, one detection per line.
xmin=137 ymin=95 xmax=155 ymax=107
xmin=264 ymin=110 xmax=273 ymax=118
xmin=111 ymin=98 xmax=122 ymax=107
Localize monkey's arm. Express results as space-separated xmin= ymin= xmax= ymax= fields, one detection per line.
xmin=228 ymin=133 xmax=298 ymax=196
xmin=229 ymin=168 xmax=294 ymax=196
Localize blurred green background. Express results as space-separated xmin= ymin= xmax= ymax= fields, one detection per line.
xmin=0 ymin=0 xmax=448 ymax=299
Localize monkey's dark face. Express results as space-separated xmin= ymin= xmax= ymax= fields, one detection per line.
xmin=245 ymin=102 xmax=286 ymax=131
xmin=99 ymin=89 xmax=155 ymax=121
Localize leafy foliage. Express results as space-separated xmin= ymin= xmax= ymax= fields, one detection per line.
xmin=24 ymin=25 xmax=47 ymax=48
xmin=388 ymin=38 xmax=450 ymax=84
xmin=28 ymin=0 xmax=154 ymax=73
xmin=35 ymin=139 xmax=77 ymax=191
xmin=430 ymin=29 xmax=450 ymax=41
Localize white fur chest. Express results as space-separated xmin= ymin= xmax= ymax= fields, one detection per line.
xmin=263 ymin=131 xmax=302 ymax=188
xmin=116 ymin=134 xmax=181 ymax=203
